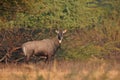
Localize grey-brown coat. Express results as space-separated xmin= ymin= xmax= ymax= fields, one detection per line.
xmin=22 ymin=29 xmax=67 ymax=63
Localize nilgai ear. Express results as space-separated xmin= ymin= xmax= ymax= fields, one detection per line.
xmin=63 ymin=29 xmax=67 ymax=34
xmin=55 ymin=30 xmax=59 ymax=33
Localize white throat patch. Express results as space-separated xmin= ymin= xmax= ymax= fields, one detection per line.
xmin=59 ymin=40 xmax=62 ymax=43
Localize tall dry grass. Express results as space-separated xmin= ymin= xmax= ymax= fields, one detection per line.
xmin=0 ymin=58 xmax=120 ymax=80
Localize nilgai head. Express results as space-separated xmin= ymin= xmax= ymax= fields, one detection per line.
xmin=55 ymin=29 xmax=67 ymax=43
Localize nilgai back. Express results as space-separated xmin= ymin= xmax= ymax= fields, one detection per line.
xmin=22 ymin=29 xmax=67 ymax=63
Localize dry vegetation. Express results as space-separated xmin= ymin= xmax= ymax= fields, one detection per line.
xmin=0 ymin=58 xmax=120 ymax=80
xmin=0 ymin=27 xmax=119 ymax=80
xmin=0 ymin=1 xmax=120 ymax=80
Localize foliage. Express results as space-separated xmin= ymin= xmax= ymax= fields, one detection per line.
xmin=0 ymin=0 xmax=120 ymax=61
xmin=0 ymin=0 xmax=119 ymax=29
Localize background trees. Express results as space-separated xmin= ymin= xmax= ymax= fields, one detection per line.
xmin=0 ymin=0 xmax=120 ymax=61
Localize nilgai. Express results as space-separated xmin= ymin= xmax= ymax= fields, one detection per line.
xmin=22 ymin=29 xmax=67 ymax=63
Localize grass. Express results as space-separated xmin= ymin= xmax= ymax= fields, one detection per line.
xmin=0 ymin=58 xmax=120 ymax=80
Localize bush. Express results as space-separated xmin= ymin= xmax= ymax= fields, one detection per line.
xmin=0 ymin=0 xmax=120 ymax=62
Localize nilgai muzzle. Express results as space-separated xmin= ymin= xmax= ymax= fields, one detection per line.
xmin=22 ymin=29 xmax=67 ymax=63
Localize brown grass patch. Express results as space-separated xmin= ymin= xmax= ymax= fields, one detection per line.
xmin=0 ymin=59 xmax=120 ymax=80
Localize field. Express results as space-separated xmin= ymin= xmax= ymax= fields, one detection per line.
xmin=0 ymin=58 xmax=120 ymax=80
xmin=0 ymin=0 xmax=120 ymax=80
